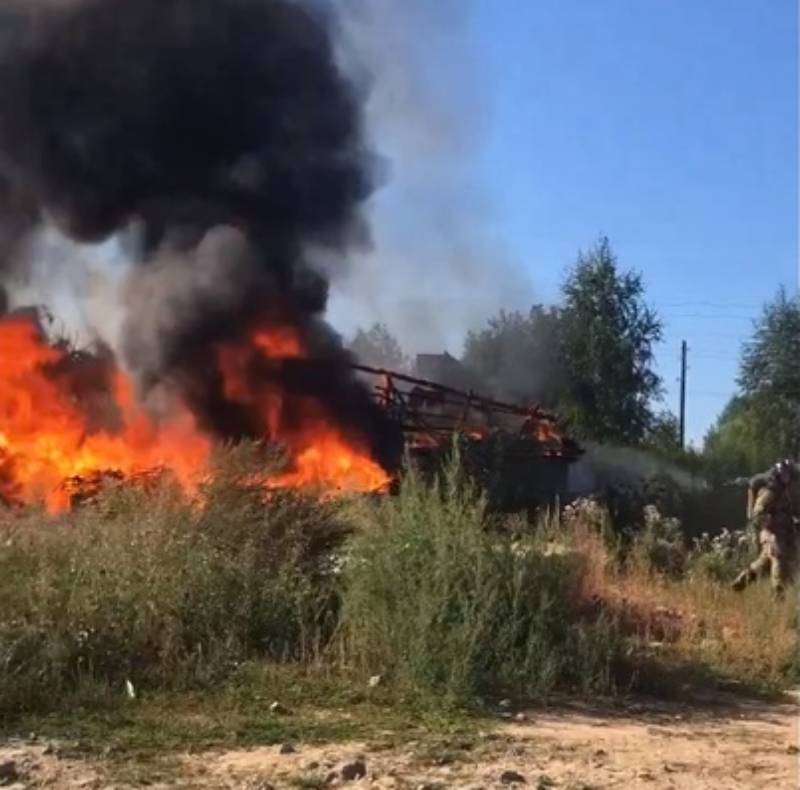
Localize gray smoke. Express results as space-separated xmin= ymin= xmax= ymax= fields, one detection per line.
xmin=330 ymin=0 xmax=535 ymax=357
xmin=569 ymin=443 xmax=709 ymax=496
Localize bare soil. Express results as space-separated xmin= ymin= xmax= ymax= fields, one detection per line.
xmin=1 ymin=693 xmax=797 ymax=789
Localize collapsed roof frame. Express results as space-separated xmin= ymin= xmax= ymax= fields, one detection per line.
xmin=351 ymin=363 xmax=583 ymax=460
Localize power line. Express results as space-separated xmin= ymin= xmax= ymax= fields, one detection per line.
xmin=661 ymin=313 xmax=758 ymax=321
xmin=693 ymin=389 xmax=800 ymax=397
xmin=660 ymin=301 xmax=763 ymax=310
xmin=665 ymin=331 xmax=749 ymax=340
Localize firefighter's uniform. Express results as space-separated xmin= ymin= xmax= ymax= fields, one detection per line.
xmin=732 ymin=477 xmax=798 ymax=595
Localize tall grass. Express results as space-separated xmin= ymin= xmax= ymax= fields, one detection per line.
xmin=0 ymin=444 xmax=347 ymax=715
xmin=0 ymin=443 xmax=795 ymax=719
xmin=335 ymin=458 xmax=628 ymax=704
xmin=552 ymin=498 xmax=799 ymax=692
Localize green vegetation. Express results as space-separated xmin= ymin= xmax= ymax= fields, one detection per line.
xmin=337 ymin=460 xmax=626 ymax=702
xmin=0 ymin=444 xmax=346 ymax=715
xmin=462 ymin=306 xmax=563 ymax=407
xmin=355 ymin=240 xmax=799 ymax=485
xmin=0 ymin=446 xmax=795 ymax=741
xmin=463 ymin=236 xmax=665 ymax=445
xmin=558 ymin=238 xmax=663 ymax=444
xmin=704 ymin=288 xmax=800 ymax=480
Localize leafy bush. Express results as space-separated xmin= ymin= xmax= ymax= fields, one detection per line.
xmin=335 ymin=455 xmax=628 ymax=704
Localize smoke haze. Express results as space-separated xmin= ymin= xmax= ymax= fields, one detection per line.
xmin=330 ymin=0 xmax=534 ymax=357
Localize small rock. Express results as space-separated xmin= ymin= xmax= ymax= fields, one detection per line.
xmin=325 ymin=771 xmax=339 ymax=784
xmin=341 ymin=759 xmax=367 ymax=781
xmin=279 ymin=743 xmax=296 ymax=755
xmin=498 ymin=698 xmax=512 ymax=709
xmin=514 ymin=712 xmax=527 ymax=722
xmin=269 ymin=701 xmax=288 ymax=715
xmin=42 ymin=744 xmax=56 ymax=757
xmin=499 ymin=712 xmax=513 ymax=720
xmin=305 ymin=761 xmax=320 ymax=771
xmin=593 ymin=749 xmax=607 ymax=760
xmin=0 ymin=761 xmax=19 ymax=783
xmin=368 ymin=675 xmax=383 ymax=688
xmin=787 ymin=744 xmax=800 ymax=755
xmin=500 ymin=770 xmax=526 ymax=785
xmin=535 ymin=777 xmax=555 ymax=789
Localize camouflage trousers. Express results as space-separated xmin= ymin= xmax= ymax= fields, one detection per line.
xmin=732 ymin=526 xmax=798 ymax=595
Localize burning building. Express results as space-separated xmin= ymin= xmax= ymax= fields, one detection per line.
xmin=353 ymin=361 xmax=583 ymax=509
xmin=0 ymin=0 xmax=581 ymax=513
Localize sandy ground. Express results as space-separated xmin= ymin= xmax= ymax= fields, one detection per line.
xmin=0 ymin=693 xmax=797 ymax=789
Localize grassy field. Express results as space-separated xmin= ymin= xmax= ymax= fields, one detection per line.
xmin=0 ymin=443 xmax=796 ymax=757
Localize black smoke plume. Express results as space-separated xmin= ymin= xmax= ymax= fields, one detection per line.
xmin=0 ymin=0 xmax=401 ymax=470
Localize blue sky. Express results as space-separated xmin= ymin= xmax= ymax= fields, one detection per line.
xmin=461 ymin=0 xmax=798 ymax=444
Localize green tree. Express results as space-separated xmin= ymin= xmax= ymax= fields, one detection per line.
xmin=738 ymin=287 xmax=800 ymax=457
xmin=645 ymin=410 xmax=682 ymax=454
xmin=703 ymin=397 xmax=771 ymax=481
xmin=349 ymin=323 xmax=409 ymax=371
xmin=559 ymin=237 xmax=663 ymax=444
xmin=704 ymin=289 xmax=800 ymax=477
xmin=462 ymin=306 xmax=563 ymax=406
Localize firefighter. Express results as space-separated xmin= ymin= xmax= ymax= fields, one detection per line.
xmin=745 ymin=459 xmax=800 ymax=518
xmin=732 ymin=459 xmax=799 ymax=596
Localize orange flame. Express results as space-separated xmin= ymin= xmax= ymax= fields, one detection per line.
xmin=0 ymin=314 xmax=388 ymax=511
xmin=0 ymin=315 xmax=211 ymax=511
xmin=218 ymin=325 xmax=389 ymax=494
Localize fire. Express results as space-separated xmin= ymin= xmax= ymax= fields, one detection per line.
xmin=0 ymin=313 xmax=389 ymax=511
xmin=252 ymin=327 xmax=304 ymax=360
xmin=218 ymin=326 xmax=389 ymax=494
xmin=527 ymin=417 xmax=563 ymax=445
xmin=270 ymin=432 xmax=390 ymax=493
xmin=0 ymin=314 xmax=211 ymax=511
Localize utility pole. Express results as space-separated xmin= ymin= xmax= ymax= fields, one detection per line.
xmin=679 ymin=340 xmax=687 ymax=450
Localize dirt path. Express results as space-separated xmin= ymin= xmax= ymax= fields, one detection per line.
xmin=1 ymin=693 xmax=797 ymax=789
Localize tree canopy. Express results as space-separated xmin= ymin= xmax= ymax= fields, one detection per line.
xmin=462 ymin=306 xmax=563 ymax=406
xmin=559 ymin=237 xmax=663 ymax=443
xmin=349 ymin=323 xmax=409 ymax=371
xmin=462 ymin=237 xmax=667 ymax=446
xmin=704 ymin=289 xmax=800 ymax=479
